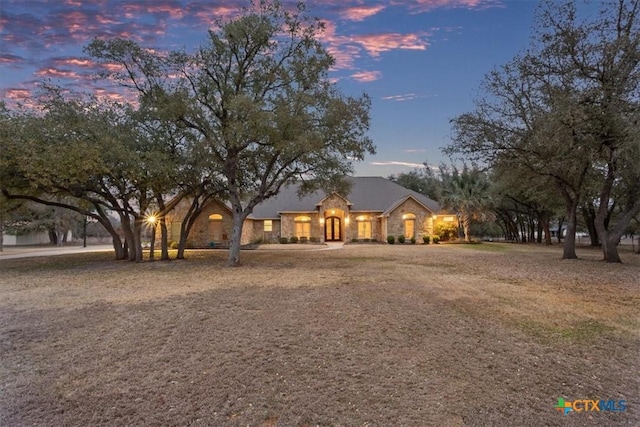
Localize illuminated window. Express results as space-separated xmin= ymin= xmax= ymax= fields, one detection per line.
xmin=403 ymin=213 xmax=416 ymax=238
xmin=294 ymin=216 xmax=311 ymax=239
xmin=356 ymin=215 xmax=372 ymax=239
xmin=443 ymin=216 xmax=455 ymax=222
xmin=208 ymin=214 xmax=223 ymax=240
xmin=264 ymin=220 xmax=273 ymax=232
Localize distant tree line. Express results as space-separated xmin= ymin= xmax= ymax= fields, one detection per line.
xmin=392 ymin=0 xmax=640 ymax=262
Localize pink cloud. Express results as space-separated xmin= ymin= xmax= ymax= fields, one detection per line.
xmin=34 ymin=67 xmax=84 ymax=79
xmin=350 ymin=32 xmax=430 ymax=57
xmin=0 ymin=54 xmax=24 ymax=65
xmin=4 ymin=88 xmax=31 ymax=100
xmin=340 ymin=5 xmax=386 ymax=21
xmin=351 ymin=70 xmax=382 ymax=82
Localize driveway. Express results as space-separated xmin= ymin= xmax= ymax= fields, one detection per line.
xmin=0 ymin=245 xmax=114 ymax=260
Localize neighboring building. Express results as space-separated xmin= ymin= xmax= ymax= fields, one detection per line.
xmin=165 ymin=176 xmax=458 ymax=247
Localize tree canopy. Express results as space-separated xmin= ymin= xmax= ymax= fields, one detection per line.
xmin=446 ymin=0 xmax=640 ymax=262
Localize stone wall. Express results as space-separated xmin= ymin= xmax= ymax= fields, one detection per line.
xmin=386 ymin=198 xmax=435 ymax=239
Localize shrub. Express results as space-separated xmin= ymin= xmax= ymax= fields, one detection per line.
xmin=279 ymin=237 xmax=288 ymax=244
xmin=432 ymin=235 xmax=440 ymax=244
xmin=309 ymin=236 xmax=319 ymax=243
xmin=363 ymin=238 xmax=371 ymax=242
xmin=387 ymin=235 xmax=395 ymax=244
xmin=170 ymin=241 xmax=179 ymax=249
xmin=290 ymin=236 xmax=299 ymax=243
xmin=371 ymin=238 xmax=378 ymax=242
xmin=398 ymin=234 xmax=406 ymax=244
xmin=434 ymin=223 xmax=457 ymax=242
xmin=299 ymin=236 xmax=308 ymax=243
xmin=351 ymin=238 xmax=358 ymax=243
xmin=422 ymin=235 xmax=430 ymax=244
xmin=410 ymin=237 xmax=416 ymax=244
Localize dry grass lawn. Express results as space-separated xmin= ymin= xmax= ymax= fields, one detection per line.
xmin=0 ymin=243 xmax=638 ymax=426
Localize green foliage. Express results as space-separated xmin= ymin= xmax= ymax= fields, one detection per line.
xmin=299 ymin=236 xmax=307 ymax=243
xmin=422 ymin=235 xmax=431 ymax=244
xmin=170 ymin=241 xmax=179 ymax=250
xmin=387 ymin=235 xmax=395 ymax=244
xmin=434 ymin=223 xmax=457 ymax=242
xmin=289 ymin=236 xmax=298 ymax=244
xmin=432 ymin=235 xmax=440 ymax=244
xmin=398 ymin=235 xmax=406 ymax=244
xmin=309 ymin=236 xmax=319 ymax=243
xmin=410 ymin=237 xmax=416 ymax=244
xmin=86 ymin=1 xmax=375 ymax=267
xmin=279 ymin=237 xmax=288 ymax=244
xmin=351 ymin=238 xmax=358 ymax=242
xmin=446 ymin=0 xmax=640 ymax=261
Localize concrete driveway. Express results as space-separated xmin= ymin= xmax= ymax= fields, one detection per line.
xmin=0 ymin=245 xmax=114 ymax=260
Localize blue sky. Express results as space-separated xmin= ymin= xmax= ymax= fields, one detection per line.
xmin=0 ymin=0 xmax=539 ymax=176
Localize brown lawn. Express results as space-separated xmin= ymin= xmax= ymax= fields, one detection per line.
xmin=0 ymin=243 xmax=638 ymax=426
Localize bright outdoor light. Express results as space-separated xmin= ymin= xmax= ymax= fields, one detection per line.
xmin=146 ymin=215 xmax=157 ymax=225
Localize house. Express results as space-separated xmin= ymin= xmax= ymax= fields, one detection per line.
xmin=166 ymin=176 xmax=458 ymax=246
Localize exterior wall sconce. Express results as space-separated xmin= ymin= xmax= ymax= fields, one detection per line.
xmin=319 ymin=217 xmax=325 ymax=224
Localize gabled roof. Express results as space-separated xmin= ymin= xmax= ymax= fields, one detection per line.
xmin=249 ymin=176 xmax=441 ymax=219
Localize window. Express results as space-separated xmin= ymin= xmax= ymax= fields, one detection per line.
xmin=294 ymin=216 xmax=311 ymax=239
xmin=403 ymin=213 xmax=416 ymax=239
xmin=208 ymin=214 xmax=223 ymax=241
xmin=356 ymin=215 xmax=372 ymax=239
xmin=264 ymin=220 xmax=273 ymax=232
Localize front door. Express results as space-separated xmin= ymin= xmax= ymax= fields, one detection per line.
xmin=325 ymin=216 xmax=341 ymax=241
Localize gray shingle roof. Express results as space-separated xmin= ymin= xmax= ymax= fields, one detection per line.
xmin=249 ymin=176 xmax=441 ymax=219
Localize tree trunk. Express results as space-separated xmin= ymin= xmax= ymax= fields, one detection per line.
xmin=461 ymin=210 xmax=471 ymax=242
xmin=556 ymin=216 xmax=564 ymax=243
xmin=149 ymin=225 xmax=156 ymax=261
xmin=0 ymin=220 xmax=3 ymax=252
xmin=581 ymin=203 xmax=599 ymax=246
xmin=111 ymin=234 xmax=126 ymax=260
xmin=562 ymin=201 xmax=578 ymax=259
xmin=155 ymin=195 xmax=170 ymax=260
xmin=121 ymin=215 xmax=143 ymax=262
xmin=159 ymin=218 xmax=169 ymax=260
xmin=228 ymin=208 xmax=247 ymax=267
xmin=542 ymin=218 xmax=552 ymax=245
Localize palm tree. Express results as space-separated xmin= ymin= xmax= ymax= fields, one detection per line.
xmin=441 ymin=165 xmax=492 ymax=242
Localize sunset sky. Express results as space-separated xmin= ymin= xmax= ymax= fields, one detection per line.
xmin=0 ymin=0 xmax=540 ymax=176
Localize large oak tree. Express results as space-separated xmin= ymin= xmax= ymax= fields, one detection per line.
xmin=88 ymin=1 xmax=374 ymax=266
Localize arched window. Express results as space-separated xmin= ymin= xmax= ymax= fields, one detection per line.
xmin=403 ymin=213 xmax=416 ymax=239
xmin=294 ymin=215 xmax=311 ymax=239
xmin=208 ymin=213 xmax=223 ymax=241
xmin=356 ymin=215 xmax=372 ymax=239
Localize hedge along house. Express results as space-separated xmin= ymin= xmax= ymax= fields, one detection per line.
xmin=165 ymin=177 xmax=458 ymax=247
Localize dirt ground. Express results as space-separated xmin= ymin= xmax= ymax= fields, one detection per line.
xmin=0 ymin=243 xmax=638 ymax=426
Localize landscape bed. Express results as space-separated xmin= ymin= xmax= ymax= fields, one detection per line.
xmin=0 ymin=243 xmax=638 ymax=426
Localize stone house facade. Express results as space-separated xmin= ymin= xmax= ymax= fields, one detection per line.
xmin=164 ymin=176 xmax=457 ymax=247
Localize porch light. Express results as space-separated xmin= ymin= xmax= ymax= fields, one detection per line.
xmin=331 ymin=209 xmax=335 ymax=214
xmin=319 ymin=217 xmax=325 ymax=224
xmin=344 ymin=217 xmax=350 ymax=224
